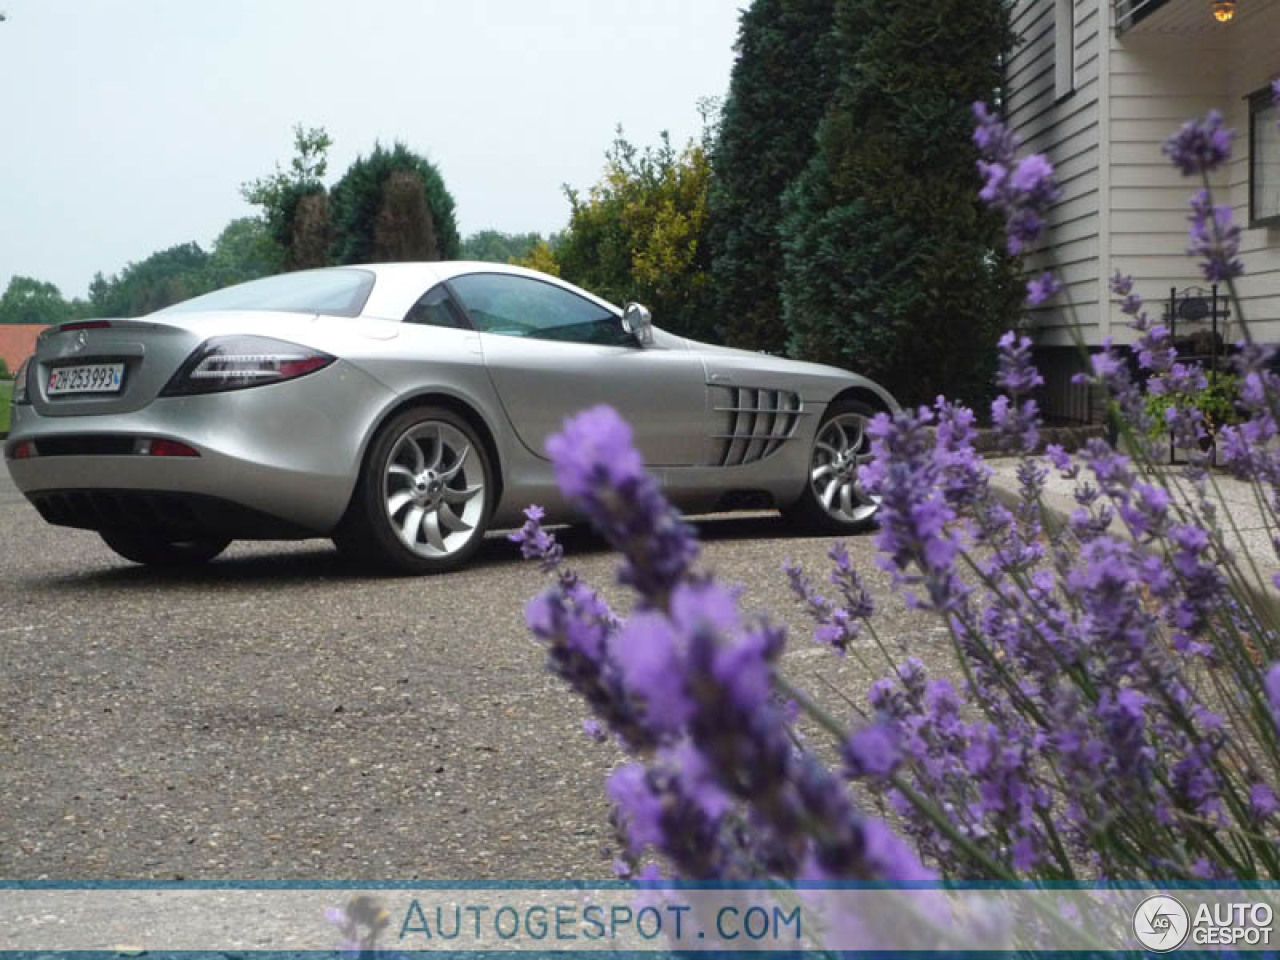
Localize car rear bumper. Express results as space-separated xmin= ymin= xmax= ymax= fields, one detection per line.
xmin=3 ymin=363 xmax=391 ymax=536
xmin=26 ymin=488 xmax=316 ymax=539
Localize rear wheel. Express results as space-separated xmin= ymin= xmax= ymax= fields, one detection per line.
xmin=784 ymin=399 xmax=882 ymax=534
xmin=99 ymin=529 xmax=231 ymax=566
xmin=334 ymin=406 xmax=493 ymax=574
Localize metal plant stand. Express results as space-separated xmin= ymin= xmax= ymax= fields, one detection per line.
xmin=1163 ymin=284 xmax=1230 ymax=465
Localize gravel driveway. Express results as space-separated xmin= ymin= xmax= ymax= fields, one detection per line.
xmin=0 ymin=472 xmax=949 ymax=880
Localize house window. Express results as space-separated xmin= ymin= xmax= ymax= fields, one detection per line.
xmin=1054 ymin=0 xmax=1076 ymax=100
xmin=1251 ymin=86 xmax=1280 ymax=227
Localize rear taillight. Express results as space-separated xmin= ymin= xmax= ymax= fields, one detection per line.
xmin=8 ymin=440 xmax=34 ymax=460
xmin=12 ymin=356 xmax=31 ymax=405
xmin=56 ymin=320 xmax=113 ymax=333
xmin=160 ymin=336 xmax=335 ymax=397
xmin=138 ymin=438 xmax=198 ymax=457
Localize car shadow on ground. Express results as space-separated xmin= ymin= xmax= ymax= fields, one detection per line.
xmin=39 ymin=511 xmax=850 ymax=591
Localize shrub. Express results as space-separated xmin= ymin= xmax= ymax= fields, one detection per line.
xmin=329 ymin=142 xmax=459 ymax=265
xmin=517 ymin=85 xmax=1280 ymax=888
xmin=556 ymin=127 xmax=717 ymax=343
xmin=1142 ymin=372 xmax=1242 ymax=444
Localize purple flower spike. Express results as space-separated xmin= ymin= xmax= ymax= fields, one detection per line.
xmin=992 ymin=333 xmax=1045 ymax=454
xmin=972 ymin=102 xmax=1017 ymax=165
xmin=545 ymin=405 xmax=698 ymax=604
xmin=845 ymin=724 xmax=900 ymax=779
xmin=607 ymin=763 xmax=667 ymax=856
xmin=1251 ymin=783 xmax=1279 ymax=820
xmin=859 ymin=408 xmax=967 ymax=612
xmin=1267 ymin=664 xmax=1280 ymax=730
xmin=996 ymin=332 xmax=1045 ymax=396
xmin=508 ymin=505 xmax=565 ymax=574
xmin=1188 ymin=188 xmax=1243 ymax=283
xmin=1163 ymin=110 xmax=1234 ymax=175
xmin=973 ymin=102 xmax=1061 ymax=254
xmin=1025 ymin=272 xmax=1061 ymax=307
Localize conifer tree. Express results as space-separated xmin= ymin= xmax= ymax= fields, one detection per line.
xmin=780 ymin=0 xmax=1022 ymax=404
xmin=708 ymin=0 xmax=837 ymax=353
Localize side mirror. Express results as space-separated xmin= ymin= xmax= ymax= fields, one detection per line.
xmin=621 ymin=302 xmax=654 ymax=347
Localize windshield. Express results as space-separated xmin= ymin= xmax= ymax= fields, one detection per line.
xmin=160 ymin=268 xmax=376 ymax=317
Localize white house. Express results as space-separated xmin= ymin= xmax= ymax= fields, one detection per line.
xmin=1006 ymin=0 xmax=1280 ymax=420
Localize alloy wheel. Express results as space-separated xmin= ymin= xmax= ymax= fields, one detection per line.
xmin=382 ymin=421 xmax=485 ymax=558
xmin=808 ymin=412 xmax=880 ymax=525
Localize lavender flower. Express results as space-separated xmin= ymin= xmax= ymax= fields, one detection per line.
xmin=844 ymin=723 xmax=900 ymax=779
xmin=528 ymin=405 xmax=934 ymax=886
xmin=784 ymin=542 xmax=874 ymax=654
xmin=972 ymin=101 xmax=1017 ymax=164
xmin=933 ymin=398 xmax=990 ymax=509
xmin=996 ymin=331 xmax=1045 ymax=396
xmin=1251 ymin=783 xmax=1278 ymax=820
xmin=1111 ymin=270 xmax=1147 ymax=325
xmin=858 ymin=407 xmax=965 ymax=612
xmin=508 ymin=505 xmax=564 ymax=573
xmin=1163 ymin=110 xmax=1234 ymax=175
xmin=972 ymin=102 xmax=1062 ymax=254
xmin=1267 ymin=664 xmax=1280 ymax=730
xmin=521 ymin=99 xmax=1280 ymax=892
xmin=990 ymin=332 xmax=1045 ymax=455
xmin=1026 ymin=271 xmax=1061 ymax=307
xmin=1188 ymin=188 xmax=1243 ymax=283
xmin=545 ymin=405 xmax=698 ymax=605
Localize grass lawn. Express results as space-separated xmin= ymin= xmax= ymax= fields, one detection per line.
xmin=0 ymin=379 xmax=11 ymax=434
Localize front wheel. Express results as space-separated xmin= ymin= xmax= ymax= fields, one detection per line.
xmin=334 ymin=406 xmax=494 ymax=574
xmin=783 ymin=399 xmax=882 ymax=534
xmin=99 ymin=529 xmax=231 ymax=566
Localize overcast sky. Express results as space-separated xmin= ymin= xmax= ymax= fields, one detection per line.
xmin=0 ymin=0 xmax=743 ymax=298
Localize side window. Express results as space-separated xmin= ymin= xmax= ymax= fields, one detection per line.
xmin=403 ymin=284 xmax=470 ymax=329
xmin=1250 ymin=86 xmax=1280 ymax=227
xmin=1054 ymin=0 xmax=1076 ymax=100
xmin=449 ymin=273 xmax=631 ymax=346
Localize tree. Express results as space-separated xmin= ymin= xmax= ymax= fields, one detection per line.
xmin=707 ymin=0 xmax=838 ymax=354
xmin=88 ymin=242 xmax=212 ymax=317
xmin=204 ymin=217 xmax=280 ymax=288
xmin=511 ymin=239 xmax=561 ymax=277
xmin=241 ymin=124 xmax=333 ymax=269
xmin=0 ymin=276 xmax=76 ymax=325
xmin=779 ymin=0 xmax=1022 ymax=406
xmin=284 ymin=189 xmax=334 ymax=270
xmin=556 ymin=128 xmax=716 ymax=342
xmin=329 ymin=142 xmax=459 ymax=265
xmin=460 ymin=230 xmax=545 ymax=264
xmin=371 ymin=169 xmax=438 ymax=261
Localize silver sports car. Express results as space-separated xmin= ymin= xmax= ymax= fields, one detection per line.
xmin=4 ymin=263 xmax=897 ymax=573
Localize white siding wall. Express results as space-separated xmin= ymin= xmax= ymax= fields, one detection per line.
xmin=1107 ymin=0 xmax=1279 ymax=345
xmin=1110 ymin=26 xmax=1234 ymax=343
xmin=1005 ymin=0 xmax=1278 ymax=418
xmin=1225 ymin=4 xmax=1280 ymax=336
xmin=1007 ymin=0 xmax=1106 ymax=348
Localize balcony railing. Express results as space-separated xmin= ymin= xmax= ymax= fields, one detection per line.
xmin=1114 ymin=0 xmax=1173 ymax=31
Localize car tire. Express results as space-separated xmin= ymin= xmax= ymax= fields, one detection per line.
xmin=783 ymin=398 xmax=882 ymax=534
xmin=334 ymin=406 xmax=494 ymax=574
xmin=99 ymin=529 xmax=231 ymax=566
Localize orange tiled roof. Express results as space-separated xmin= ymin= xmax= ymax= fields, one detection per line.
xmin=0 ymin=324 xmax=45 ymax=375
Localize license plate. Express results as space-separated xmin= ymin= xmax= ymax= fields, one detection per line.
xmin=47 ymin=363 xmax=126 ymax=396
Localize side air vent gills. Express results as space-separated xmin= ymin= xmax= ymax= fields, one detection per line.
xmin=711 ymin=386 xmax=805 ymax=467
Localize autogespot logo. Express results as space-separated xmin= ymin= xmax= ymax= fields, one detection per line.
xmin=1133 ymin=895 xmax=1191 ymax=952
